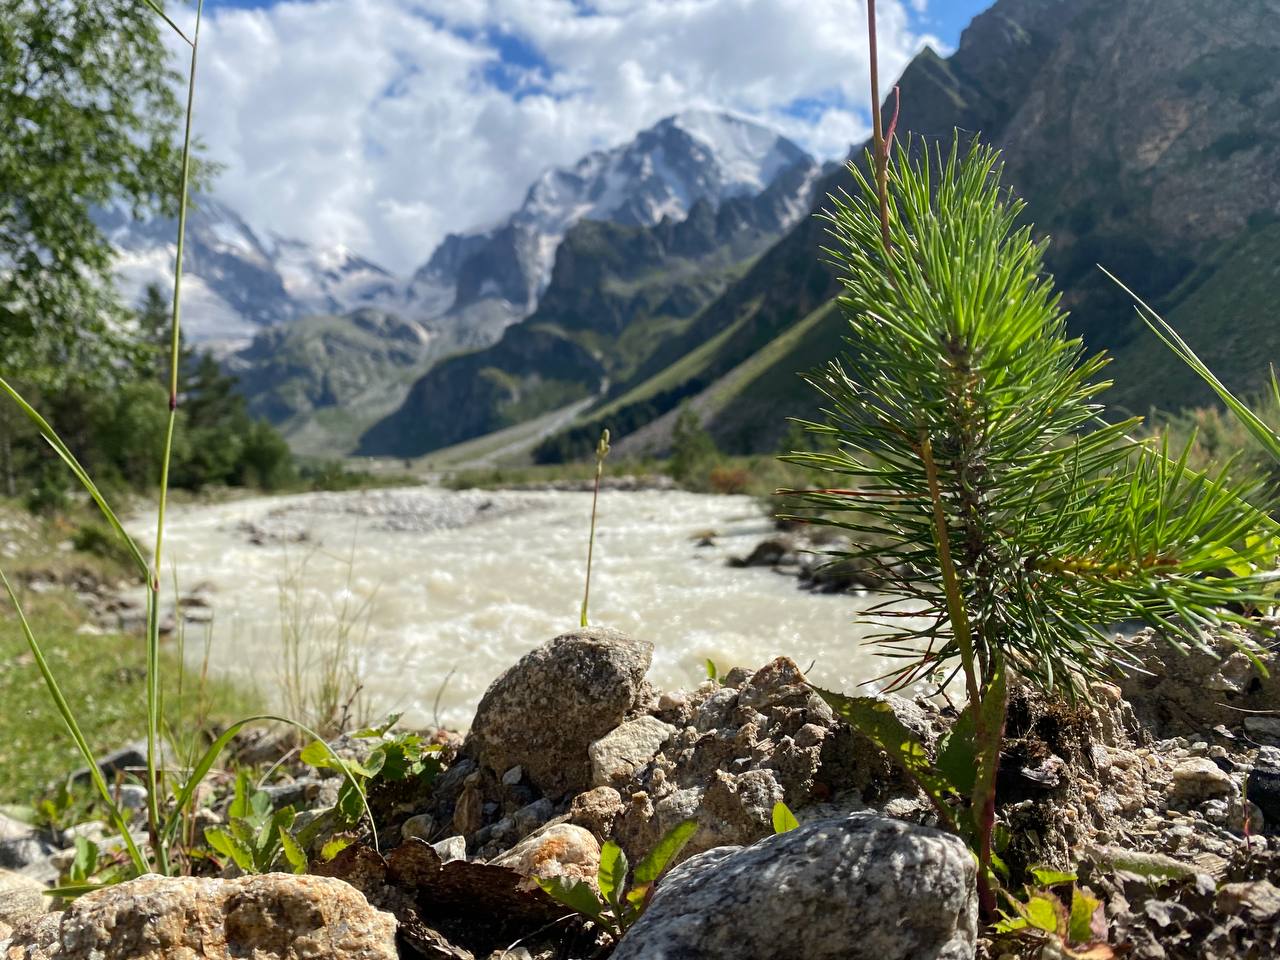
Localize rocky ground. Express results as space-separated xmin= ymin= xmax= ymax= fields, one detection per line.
xmin=2 ymin=623 xmax=1278 ymax=959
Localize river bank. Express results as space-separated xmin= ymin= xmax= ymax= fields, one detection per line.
xmin=118 ymin=485 xmax=907 ymax=730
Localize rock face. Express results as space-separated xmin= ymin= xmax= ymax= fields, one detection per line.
xmin=2 ymin=873 xmax=397 ymax=960
xmin=610 ymin=657 xmax=930 ymax=861
xmin=464 ymin=628 xmax=654 ymax=797
xmin=611 ymin=814 xmax=977 ymax=960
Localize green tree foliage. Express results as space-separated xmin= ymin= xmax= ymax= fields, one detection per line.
xmin=668 ymin=406 xmax=718 ymax=487
xmin=789 ymin=140 xmax=1277 ymax=696
xmin=0 ymin=0 xmax=188 ymax=381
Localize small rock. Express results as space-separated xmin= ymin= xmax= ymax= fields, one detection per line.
xmin=490 ymin=823 xmax=601 ymax=893
xmin=0 ymin=868 xmax=50 ymax=928
xmin=401 ymin=814 xmax=436 ymax=843
xmin=589 ymin=716 xmax=676 ymax=787
xmin=1245 ymin=716 xmax=1280 ymax=745
xmin=431 ymin=836 xmax=467 ymax=864
xmin=2 ymin=873 xmax=397 ymax=959
xmin=501 ymin=766 xmax=524 ymax=786
xmin=1168 ymin=757 xmax=1233 ymax=801
xmin=1216 ymin=880 xmax=1280 ymax=922
xmin=568 ymin=786 xmax=624 ymax=841
xmin=728 ymin=537 xmax=796 ymax=568
xmin=1248 ymin=749 xmax=1280 ymax=834
xmin=512 ymin=798 xmax=554 ymax=838
xmin=611 ymin=814 xmax=976 ymax=960
xmin=464 ymin=628 xmax=654 ymax=797
xmin=0 ymin=815 xmax=55 ymax=871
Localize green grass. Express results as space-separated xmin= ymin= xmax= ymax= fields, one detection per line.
xmin=0 ymin=590 xmax=259 ymax=804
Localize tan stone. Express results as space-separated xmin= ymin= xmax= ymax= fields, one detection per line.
xmin=3 ymin=873 xmax=396 ymax=960
xmin=490 ymin=823 xmax=600 ymax=893
xmin=0 ymin=868 xmax=50 ymax=928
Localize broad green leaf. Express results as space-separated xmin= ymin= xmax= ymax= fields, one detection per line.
xmin=70 ymin=837 xmax=98 ymax=882
xmin=705 ymin=659 xmax=718 ymax=681
xmin=815 ymin=687 xmax=957 ymax=829
xmin=205 ymin=827 xmax=255 ymax=872
xmin=1031 ymin=866 xmax=1079 ymax=887
xmin=992 ymin=914 xmax=1029 ymax=934
xmin=353 ymin=713 xmax=403 ymax=738
xmin=936 ymin=705 xmax=977 ymax=798
xmin=279 ymin=827 xmax=307 ymax=874
xmin=320 ymin=836 xmax=354 ymax=862
xmin=632 ymin=818 xmax=698 ymax=886
xmin=1023 ymin=893 xmax=1061 ymax=933
xmin=536 ymin=877 xmax=608 ymax=924
xmin=771 ymin=801 xmax=799 ymax=834
xmin=597 ymin=841 xmax=629 ymax=909
xmin=1068 ymin=888 xmax=1103 ymax=945
xmin=228 ymin=770 xmax=251 ymax=821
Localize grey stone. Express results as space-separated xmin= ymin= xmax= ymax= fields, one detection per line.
xmin=431 ymin=835 xmax=467 ymax=864
xmin=0 ymin=868 xmax=50 ymax=928
xmin=0 ymin=814 xmax=55 ymax=871
xmin=512 ymin=798 xmax=554 ymax=837
xmin=589 ymin=716 xmax=676 ymax=787
xmin=1168 ymin=758 xmax=1234 ymax=801
xmin=611 ymin=814 xmax=977 ymax=960
xmin=464 ymin=628 xmax=653 ymax=797
xmin=401 ymin=814 xmax=436 ymax=843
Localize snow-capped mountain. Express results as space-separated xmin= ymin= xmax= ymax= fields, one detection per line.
xmin=97 ymin=197 xmax=399 ymax=350
xmin=407 ymin=109 xmax=814 ymax=320
xmin=100 ymin=110 xmax=812 ymax=356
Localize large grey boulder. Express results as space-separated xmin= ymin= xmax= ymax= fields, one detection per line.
xmin=464 ymin=628 xmax=653 ymax=797
xmin=611 ymin=814 xmax=977 ymax=960
xmin=2 ymin=873 xmax=397 ymax=960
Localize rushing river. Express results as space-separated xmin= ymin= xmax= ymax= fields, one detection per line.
xmin=134 ymin=486 xmax=896 ymax=729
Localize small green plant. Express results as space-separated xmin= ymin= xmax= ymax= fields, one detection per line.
xmin=203 ymin=771 xmax=307 ymax=875
xmin=538 ymin=818 xmax=698 ymax=939
xmin=581 ymin=428 xmax=610 ymax=628
xmin=993 ymin=867 xmax=1115 ymax=959
xmin=300 ymin=715 xmax=442 ymax=829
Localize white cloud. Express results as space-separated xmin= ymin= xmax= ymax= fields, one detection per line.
xmin=179 ymin=0 xmax=943 ymax=272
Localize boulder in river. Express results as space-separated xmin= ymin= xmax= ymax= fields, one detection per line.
xmin=610 ymin=813 xmax=977 ymax=960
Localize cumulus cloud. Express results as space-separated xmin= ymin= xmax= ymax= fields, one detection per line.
xmin=180 ymin=0 xmax=944 ymax=272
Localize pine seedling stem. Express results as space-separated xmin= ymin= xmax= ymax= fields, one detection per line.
xmin=866 ymin=0 xmax=892 ymax=250
xmin=581 ymin=429 xmax=611 ymax=628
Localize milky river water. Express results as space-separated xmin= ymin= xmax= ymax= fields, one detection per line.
xmin=135 ymin=486 xmax=894 ymax=729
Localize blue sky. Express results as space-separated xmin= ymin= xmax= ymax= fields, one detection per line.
xmin=184 ymin=0 xmax=999 ymax=270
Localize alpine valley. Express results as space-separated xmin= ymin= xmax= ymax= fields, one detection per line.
xmin=109 ymin=0 xmax=1280 ymax=462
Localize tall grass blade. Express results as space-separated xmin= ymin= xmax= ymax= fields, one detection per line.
xmin=0 ymin=378 xmax=149 ymax=579
xmin=1103 ymin=267 xmax=1280 ymax=463
xmin=0 ymin=571 xmax=148 ymax=874
xmin=141 ymin=0 xmax=204 ymax=876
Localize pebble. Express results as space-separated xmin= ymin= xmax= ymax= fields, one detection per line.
xmin=1168 ymin=758 xmax=1234 ymax=801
